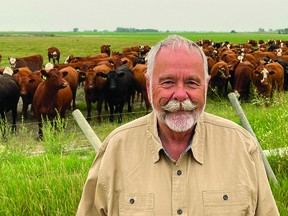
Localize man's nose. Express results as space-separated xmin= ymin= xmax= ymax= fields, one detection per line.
xmin=172 ymin=85 xmax=188 ymax=101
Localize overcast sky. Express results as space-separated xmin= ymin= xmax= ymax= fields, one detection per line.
xmin=1 ymin=0 xmax=287 ymax=32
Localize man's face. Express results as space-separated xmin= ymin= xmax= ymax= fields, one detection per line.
xmin=146 ymin=46 xmax=210 ymax=132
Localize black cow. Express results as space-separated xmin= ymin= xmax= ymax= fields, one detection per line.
xmin=0 ymin=68 xmax=20 ymax=136
xmin=275 ymin=58 xmax=288 ymax=91
xmin=97 ymin=65 xmax=135 ymax=123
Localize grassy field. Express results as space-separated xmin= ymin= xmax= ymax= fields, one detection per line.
xmin=0 ymin=32 xmax=288 ymax=215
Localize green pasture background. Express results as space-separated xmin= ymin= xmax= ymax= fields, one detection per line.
xmin=0 ymin=32 xmax=287 ymax=215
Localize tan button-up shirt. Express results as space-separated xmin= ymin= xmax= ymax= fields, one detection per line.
xmin=77 ymin=112 xmax=279 ymax=216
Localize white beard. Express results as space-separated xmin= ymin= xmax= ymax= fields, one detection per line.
xmin=155 ymin=109 xmax=203 ymax=132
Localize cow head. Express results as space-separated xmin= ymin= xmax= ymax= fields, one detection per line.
xmin=41 ymin=68 xmax=68 ymax=90
xmin=64 ymin=55 xmax=73 ymax=64
xmin=253 ymin=65 xmax=275 ymax=86
xmin=97 ymin=70 xmax=124 ymax=91
xmin=8 ymin=57 xmax=18 ymax=68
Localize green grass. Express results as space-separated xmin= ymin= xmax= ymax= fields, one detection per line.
xmin=0 ymin=32 xmax=288 ymax=215
xmin=0 ymin=151 xmax=95 ymax=216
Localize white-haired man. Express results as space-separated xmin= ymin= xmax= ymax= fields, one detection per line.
xmin=77 ymin=35 xmax=279 ymax=216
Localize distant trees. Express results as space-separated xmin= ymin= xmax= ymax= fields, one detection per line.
xmin=115 ymin=27 xmax=158 ymax=32
xmin=73 ymin=28 xmax=79 ymax=32
xmin=277 ymin=28 xmax=288 ymax=34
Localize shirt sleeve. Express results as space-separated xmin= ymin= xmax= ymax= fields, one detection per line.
xmin=252 ymin=147 xmax=280 ymax=216
xmin=76 ymin=148 xmax=107 ymax=216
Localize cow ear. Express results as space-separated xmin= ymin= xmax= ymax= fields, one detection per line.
xmin=79 ymin=72 xmax=86 ymax=77
xmin=62 ymin=71 xmax=68 ymax=77
xmin=13 ymin=69 xmax=20 ymax=74
xmin=40 ymin=69 xmax=49 ymax=77
xmin=96 ymin=72 xmax=107 ymax=78
xmin=269 ymin=71 xmax=275 ymax=75
xmin=117 ymin=72 xmax=125 ymax=77
xmin=29 ymin=78 xmax=36 ymax=83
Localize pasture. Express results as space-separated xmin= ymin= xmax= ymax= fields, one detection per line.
xmin=0 ymin=32 xmax=288 ymax=215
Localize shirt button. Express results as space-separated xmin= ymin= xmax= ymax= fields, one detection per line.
xmin=177 ymin=209 xmax=183 ymax=215
xmin=129 ymin=198 xmax=135 ymax=204
xmin=176 ymin=170 xmax=182 ymax=176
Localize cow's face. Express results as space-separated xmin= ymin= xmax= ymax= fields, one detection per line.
xmin=52 ymin=51 xmax=58 ymax=60
xmin=41 ymin=68 xmax=67 ymax=90
xmin=217 ymin=65 xmax=230 ymax=79
xmin=105 ymin=71 xmax=124 ymax=91
xmin=9 ymin=57 xmax=17 ymax=68
xmin=253 ymin=66 xmax=275 ymax=87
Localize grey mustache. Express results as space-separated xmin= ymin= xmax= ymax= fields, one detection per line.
xmin=160 ymin=99 xmax=199 ymax=112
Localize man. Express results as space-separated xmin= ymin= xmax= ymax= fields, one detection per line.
xmin=77 ymin=35 xmax=279 ymax=215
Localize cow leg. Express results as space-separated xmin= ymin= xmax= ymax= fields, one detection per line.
xmin=0 ymin=112 xmax=7 ymax=138
xmin=97 ymin=98 xmax=103 ymax=123
xmin=11 ymin=107 xmax=17 ymax=132
xmin=118 ymin=103 xmax=125 ymax=124
xmin=109 ymin=104 xmax=114 ymax=122
xmin=38 ymin=121 xmax=43 ymax=140
xmin=86 ymin=101 xmax=92 ymax=121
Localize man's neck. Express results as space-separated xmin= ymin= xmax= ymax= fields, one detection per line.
xmin=158 ymin=121 xmax=195 ymax=161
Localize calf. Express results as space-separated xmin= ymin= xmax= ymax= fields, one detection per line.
xmin=59 ymin=66 xmax=79 ymax=110
xmin=33 ymin=68 xmax=72 ymax=138
xmin=209 ymin=61 xmax=231 ymax=97
xmin=0 ymin=67 xmax=20 ymax=135
xmin=132 ymin=64 xmax=150 ymax=113
xmin=233 ymin=61 xmax=255 ymax=101
xmin=97 ymin=65 xmax=135 ymax=123
xmin=79 ymin=64 xmax=110 ymax=122
xmin=8 ymin=54 xmax=43 ymax=72
xmin=252 ymin=62 xmax=284 ymax=99
xmin=100 ymin=45 xmax=111 ymax=56
xmin=13 ymin=68 xmax=42 ymax=119
xmin=47 ymin=47 xmax=60 ymax=64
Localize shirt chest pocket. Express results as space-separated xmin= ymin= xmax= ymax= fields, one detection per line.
xmin=119 ymin=193 xmax=155 ymax=216
xmin=202 ymin=188 xmax=252 ymax=216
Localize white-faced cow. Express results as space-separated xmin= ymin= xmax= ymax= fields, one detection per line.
xmin=8 ymin=54 xmax=43 ymax=72
xmin=47 ymin=47 xmax=61 ymax=64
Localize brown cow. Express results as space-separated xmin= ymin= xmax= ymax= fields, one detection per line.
xmin=209 ymin=61 xmax=231 ymax=97
xmin=79 ymin=64 xmax=110 ymax=121
xmin=100 ymin=45 xmax=111 ymax=56
xmin=252 ymin=62 xmax=284 ymax=99
xmin=233 ymin=61 xmax=255 ymax=101
xmin=47 ymin=47 xmax=60 ymax=64
xmin=132 ymin=64 xmax=150 ymax=113
xmin=8 ymin=54 xmax=43 ymax=72
xmin=33 ymin=68 xmax=72 ymax=139
xmin=13 ymin=67 xmax=42 ymax=119
xmin=64 ymin=53 xmax=108 ymax=64
xmin=251 ymin=51 xmax=278 ymax=61
xmin=59 ymin=66 xmax=79 ymax=110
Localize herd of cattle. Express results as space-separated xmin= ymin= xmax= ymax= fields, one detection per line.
xmin=0 ymin=39 xmax=288 ymax=139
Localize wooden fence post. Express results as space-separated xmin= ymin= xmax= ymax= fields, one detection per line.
xmin=228 ymin=93 xmax=278 ymax=185
xmin=72 ymin=109 xmax=101 ymax=152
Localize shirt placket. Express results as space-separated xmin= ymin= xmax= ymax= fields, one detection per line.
xmin=172 ymin=161 xmax=187 ymax=216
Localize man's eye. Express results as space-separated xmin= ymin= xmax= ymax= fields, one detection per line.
xmin=186 ymin=81 xmax=199 ymax=87
xmin=161 ymin=81 xmax=174 ymax=86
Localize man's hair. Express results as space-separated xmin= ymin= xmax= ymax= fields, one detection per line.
xmin=146 ymin=35 xmax=208 ymax=80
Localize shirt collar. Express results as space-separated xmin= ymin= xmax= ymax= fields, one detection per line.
xmin=147 ymin=111 xmax=205 ymax=165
